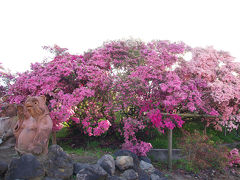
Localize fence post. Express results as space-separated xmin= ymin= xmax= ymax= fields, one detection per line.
xmin=168 ymin=129 xmax=173 ymax=170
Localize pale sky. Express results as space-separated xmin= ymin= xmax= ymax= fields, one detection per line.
xmin=0 ymin=0 xmax=239 ymax=73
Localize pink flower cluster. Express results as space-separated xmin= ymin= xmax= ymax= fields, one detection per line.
xmin=121 ymin=117 xmax=152 ymax=156
xmin=147 ymin=109 xmax=184 ymax=133
xmin=179 ymin=47 xmax=240 ymax=130
xmin=228 ymin=148 xmax=240 ymax=167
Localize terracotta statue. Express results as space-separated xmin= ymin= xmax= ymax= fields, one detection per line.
xmin=14 ymin=95 xmax=53 ymax=155
xmin=0 ymin=104 xmax=18 ymax=148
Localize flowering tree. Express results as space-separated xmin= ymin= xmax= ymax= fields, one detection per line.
xmin=6 ymin=41 xmax=240 ymax=156
xmin=8 ymin=45 xmax=113 ymax=133
xmin=177 ymin=47 xmax=240 ymax=131
xmin=103 ymin=40 xmax=188 ymax=155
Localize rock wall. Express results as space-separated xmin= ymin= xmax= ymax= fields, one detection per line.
xmin=0 ymin=145 xmax=168 ymax=180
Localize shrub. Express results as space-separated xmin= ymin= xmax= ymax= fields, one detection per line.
xmin=228 ymin=148 xmax=240 ymax=167
xmin=179 ymin=130 xmax=228 ymax=172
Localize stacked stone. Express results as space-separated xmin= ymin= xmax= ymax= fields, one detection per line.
xmin=0 ymin=145 xmax=167 ymax=180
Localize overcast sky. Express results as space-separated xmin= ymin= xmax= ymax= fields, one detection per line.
xmin=0 ymin=0 xmax=239 ymax=73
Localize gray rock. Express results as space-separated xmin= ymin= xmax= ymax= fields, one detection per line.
xmin=115 ymin=156 xmax=134 ymax=171
xmin=0 ymin=161 xmax=8 ymax=177
xmin=97 ymin=154 xmax=115 ymax=175
xmin=151 ymin=174 xmax=161 ymax=180
xmin=161 ymin=177 xmax=168 ymax=180
xmin=0 ymin=136 xmax=16 ymax=150
xmin=44 ymin=145 xmax=73 ymax=179
xmin=43 ymin=177 xmax=64 ymax=180
xmin=138 ymin=156 xmax=151 ymax=164
xmin=159 ymin=177 xmax=168 ymax=180
xmin=107 ymin=175 xmax=126 ymax=180
xmin=5 ymin=154 xmax=45 ymax=180
xmin=137 ymin=168 xmax=151 ymax=180
xmin=73 ymin=162 xmax=90 ymax=175
xmin=114 ymin=150 xmax=139 ymax=170
xmin=121 ymin=169 xmax=138 ymax=180
xmin=76 ymin=163 xmax=108 ymax=180
xmin=88 ymin=164 xmax=108 ymax=177
xmin=139 ymin=160 xmax=155 ymax=174
xmin=153 ymin=169 xmax=164 ymax=178
xmin=76 ymin=164 xmax=108 ymax=180
xmin=151 ymin=174 xmax=168 ymax=180
xmin=77 ymin=170 xmax=97 ymax=180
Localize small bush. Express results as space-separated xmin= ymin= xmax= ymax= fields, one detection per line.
xmin=178 ymin=130 xmax=228 ymax=172
xmin=228 ymin=148 xmax=240 ymax=167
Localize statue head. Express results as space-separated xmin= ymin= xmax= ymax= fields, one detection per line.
xmin=24 ymin=95 xmax=49 ymax=118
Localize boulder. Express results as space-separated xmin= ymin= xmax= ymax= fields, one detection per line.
xmin=97 ymin=154 xmax=115 ymax=175
xmin=137 ymin=168 xmax=151 ymax=180
xmin=150 ymin=174 xmax=168 ymax=180
xmin=77 ymin=172 xmax=94 ymax=180
xmin=139 ymin=160 xmax=155 ymax=174
xmin=121 ymin=169 xmax=138 ymax=180
xmin=0 ymin=136 xmax=16 ymax=150
xmin=76 ymin=169 xmax=98 ymax=180
xmin=114 ymin=150 xmax=139 ymax=170
xmin=44 ymin=145 xmax=73 ymax=179
xmin=138 ymin=156 xmax=151 ymax=164
xmin=43 ymin=177 xmax=64 ymax=180
xmin=0 ymin=161 xmax=8 ymax=177
xmin=5 ymin=154 xmax=45 ymax=180
xmin=115 ymin=156 xmax=134 ymax=171
xmin=107 ymin=175 xmax=126 ymax=180
xmin=151 ymin=174 xmax=161 ymax=180
xmin=76 ymin=164 xmax=108 ymax=180
xmin=153 ymin=169 xmax=164 ymax=178
xmin=88 ymin=164 xmax=108 ymax=177
xmin=73 ymin=162 xmax=90 ymax=175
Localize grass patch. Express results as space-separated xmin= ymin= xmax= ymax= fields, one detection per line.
xmin=147 ymin=128 xmax=182 ymax=149
xmin=62 ymin=145 xmax=115 ymax=159
xmin=55 ymin=121 xmax=240 ymax=152
xmin=57 ymin=135 xmax=115 ymax=159
xmin=153 ymin=159 xmax=200 ymax=173
xmin=144 ymin=121 xmax=240 ymax=149
xmin=56 ymin=127 xmax=69 ymax=138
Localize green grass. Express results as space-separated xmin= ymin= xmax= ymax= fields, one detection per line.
xmin=55 ymin=120 xmax=240 ymax=153
xmin=147 ymin=128 xmax=182 ymax=149
xmin=63 ymin=146 xmax=114 ymax=159
xmin=145 ymin=121 xmax=240 ymax=149
xmin=57 ymin=137 xmax=115 ymax=159
xmin=56 ymin=127 xmax=69 ymax=138
xmin=153 ymin=159 xmax=199 ymax=173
